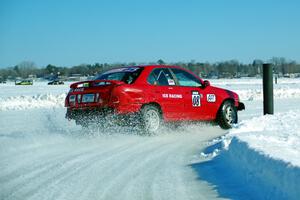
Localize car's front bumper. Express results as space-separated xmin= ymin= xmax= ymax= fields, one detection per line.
xmin=237 ymin=102 xmax=245 ymax=111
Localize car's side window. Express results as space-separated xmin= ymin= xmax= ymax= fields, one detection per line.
xmin=171 ymin=68 xmax=202 ymax=87
xmin=148 ymin=68 xmax=175 ymax=86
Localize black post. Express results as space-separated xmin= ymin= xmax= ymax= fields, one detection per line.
xmin=263 ymin=63 xmax=274 ymax=115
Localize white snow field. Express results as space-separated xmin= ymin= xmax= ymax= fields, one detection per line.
xmin=0 ymin=78 xmax=300 ymax=200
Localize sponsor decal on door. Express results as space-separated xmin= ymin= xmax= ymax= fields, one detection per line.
xmin=207 ymin=94 xmax=216 ymax=102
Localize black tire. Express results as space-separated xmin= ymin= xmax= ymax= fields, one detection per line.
xmin=140 ymin=105 xmax=162 ymax=134
xmin=217 ymin=100 xmax=238 ymax=129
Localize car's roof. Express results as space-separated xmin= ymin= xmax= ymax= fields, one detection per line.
xmin=109 ymin=65 xmax=182 ymax=70
xmin=100 ymin=65 xmax=181 ymax=74
xmin=138 ymin=65 xmax=179 ymax=68
xmin=101 ymin=65 xmax=198 ymax=79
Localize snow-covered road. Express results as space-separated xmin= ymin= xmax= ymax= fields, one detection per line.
xmin=0 ymin=108 xmax=226 ymax=200
xmin=1 ymin=78 xmax=299 ymax=200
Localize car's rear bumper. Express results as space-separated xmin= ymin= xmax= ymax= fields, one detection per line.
xmin=66 ymin=107 xmax=113 ymax=120
xmin=65 ymin=107 xmax=142 ymax=127
xmin=66 ymin=103 xmax=142 ymax=120
xmin=237 ymin=102 xmax=245 ymax=111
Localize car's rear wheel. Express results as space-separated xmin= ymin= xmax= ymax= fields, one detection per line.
xmin=140 ymin=105 xmax=162 ymax=134
xmin=217 ymin=100 xmax=237 ymax=129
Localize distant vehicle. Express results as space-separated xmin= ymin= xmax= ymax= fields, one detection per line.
xmin=48 ymin=80 xmax=64 ymax=85
xmin=65 ymin=65 xmax=245 ymax=133
xmin=0 ymin=80 xmax=6 ymax=84
xmin=15 ymin=79 xmax=33 ymax=85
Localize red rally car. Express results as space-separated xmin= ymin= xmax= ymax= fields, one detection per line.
xmin=65 ymin=65 xmax=245 ymax=133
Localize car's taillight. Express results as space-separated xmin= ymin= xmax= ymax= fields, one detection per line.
xmin=69 ymin=95 xmax=76 ymax=106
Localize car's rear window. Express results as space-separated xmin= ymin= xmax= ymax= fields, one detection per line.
xmin=95 ymin=67 xmax=143 ymax=84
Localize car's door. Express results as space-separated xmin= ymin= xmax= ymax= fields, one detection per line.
xmin=147 ymin=68 xmax=185 ymax=120
xmin=170 ymin=68 xmax=214 ymax=120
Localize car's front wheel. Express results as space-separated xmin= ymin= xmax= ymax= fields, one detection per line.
xmin=140 ymin=105 xmax=162 ymax=134
xmin=217 ymin=100 xmax=238 ymax=129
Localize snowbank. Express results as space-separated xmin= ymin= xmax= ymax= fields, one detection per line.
xmin=236 ymin=88 xmax=300 ymax=101
xmin=0 ymin=93 xmax=66 ymax=111
xmin=212 ymin=77 xmax=300 ymax=85
xmin=0 ymin=81 xmax=71 ymax=98
xmin=0 ymin=81 xmax=70 ymax=110
xmin=212 ymin=78 xmax=300 ymax=101
xmin=193 ymin=110 xmax=300 ymax=200
xmin=229 ymin=111 xmax=300 ymax=166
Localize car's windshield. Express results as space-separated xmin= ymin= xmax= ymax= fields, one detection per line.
xmin=95 ymin=67 xmax=143 ymax=84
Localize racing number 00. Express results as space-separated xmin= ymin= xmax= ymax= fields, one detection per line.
xmin=192 ymin=92 xmax=201 ymax=107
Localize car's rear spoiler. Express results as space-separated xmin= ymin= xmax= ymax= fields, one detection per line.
xmin=70 ymin=80 xmax=124 ymax=89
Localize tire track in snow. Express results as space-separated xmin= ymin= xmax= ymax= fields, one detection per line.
xmin=2 ymin=147 xmax=109 ymax=200
xmin=118 ymin=142 xmax=188 ymax=200
xmin=0 ymin=107 xmax=227 ymax=200
xmin=41 ymin=137 xmax=178 ymax=200
xmin=28 ymin=139 xmax=160 ymax=200
xmin=1 ymin=135 xmax=169 ymax=200
xmin=96 ymin=140 xmax=179 ymax=200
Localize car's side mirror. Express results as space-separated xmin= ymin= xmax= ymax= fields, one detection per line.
xmin=203 ymin=80 xmax=210 ymax=88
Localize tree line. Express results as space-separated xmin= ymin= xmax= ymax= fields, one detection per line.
xmin=0 ymin=57 xmax=300 ymax=80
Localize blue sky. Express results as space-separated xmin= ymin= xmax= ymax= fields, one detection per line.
xmin=0 ymin=0 xmax=300 ymax=67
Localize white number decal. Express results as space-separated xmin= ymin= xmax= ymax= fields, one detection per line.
xmin=207 ymin=94 xmax=216 ymax=102
xmin=192 ymin=93 xmax=201 ymax=107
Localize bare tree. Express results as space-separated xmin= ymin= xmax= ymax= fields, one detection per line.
xmin=17 ymin=61 xmax=37 ymax=78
